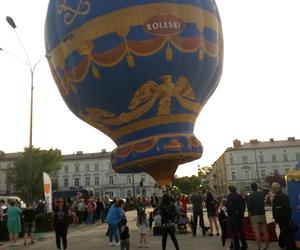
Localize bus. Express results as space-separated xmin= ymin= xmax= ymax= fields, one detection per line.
xmin=53 ymin=188 xmax=94 ymax=201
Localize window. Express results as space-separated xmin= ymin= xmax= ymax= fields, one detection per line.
xmin=242 ymin=156 xmax=248 ymax=164
xmin=243 ymin=170 xmax=251 ymax=180
xmin=261 ymin=169 xmax=266 ymax=179
xmin=86 ymin=177 xmax=90 ymax=186
xmin=94 ymin=163 xmax=99 ymax=172
xmin=75 ymin=178 xmax=80 ymax=187
xmin=272 ymin=154 xmax=277 ymax=162
xmin=127 ymin=175 xmax=131 ymax=184
xmin=230 ymin=156 xmax=234 ymax=165
xmin=105 ymin=192 xmax=114 ymax=198
xmin=274 ymin=169 xmax=279 ymax=175
xmin=283 ymin=153 xmax=288 ymax=162
xmin=231 ymin=171 xmax=236 ymax=181
xmin=109 ymin=176 xmax=114 ymax=185
xmin=75 ymin=165 xmax=79 ymax=173
xmin=64 ymin=179 xmax=68 ymax=187
xmin=259 ymin=154 xmax=264 ymax=163
xmin=64 ymin=166 xmax=68 ymax=173
xmin=95 ymin=176 xmax=99 ymax=186
xmin=141 ymin=177 xmax=145 ymax=183
xmin=85 ymin=164 xmax=90 ymax=172
xmin=296 ymin=153 xmax=300 ymax=161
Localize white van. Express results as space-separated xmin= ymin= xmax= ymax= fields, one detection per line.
xmin=0 ymin=195 xmax=26 ymax=209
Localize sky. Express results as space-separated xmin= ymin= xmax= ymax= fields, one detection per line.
xmin=0 ymin=0 xmax=300 ymax=177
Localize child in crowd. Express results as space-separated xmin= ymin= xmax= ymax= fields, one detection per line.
xmin=218 ymin=200 xmax=234 ymax=249
xmin=120 ymin=217 xmax=130 ymax=250
xmin=218 ymin=200 xmax=228 ymax=247
xmin=136 ymin=209 xmax=150 ymax=248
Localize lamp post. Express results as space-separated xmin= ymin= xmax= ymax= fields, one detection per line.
xmin=4 ymin=16 xmax=44 ymax=203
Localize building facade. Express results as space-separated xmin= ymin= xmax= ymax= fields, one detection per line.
xmin=59 ymin=151 xmax=158 ymax=198
xmin=0 ymin=151 xmax=20 ymax=194
xmin=208 ymin=137 xmax=300 ymax=195
xmin=0 ymin=150 xmax=159 ymax=198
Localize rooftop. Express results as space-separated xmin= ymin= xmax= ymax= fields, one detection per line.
xmin=227 ymin=137 xmax=300 ymax=151
xmin=0 ymin=150 xmax=110 ymax=162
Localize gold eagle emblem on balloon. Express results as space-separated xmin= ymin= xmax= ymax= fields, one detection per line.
xmin=81 ymin=75 xmax=201 ymax=127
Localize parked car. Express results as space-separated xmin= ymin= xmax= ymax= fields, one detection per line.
xmin=0 ymin=195 xmax=26 ymax=209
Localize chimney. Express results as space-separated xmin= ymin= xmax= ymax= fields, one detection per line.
xmin=270 ymin=138 xmax=274 ymax=142
xmin=250 ymin=139 xmax=258 ymax=143
xmin=101 ymin=149 xmax=106 ymax=153
xmin=233 ymin=139 xmax=241 ymax=149
xmin=76 ymin=151 xmax=83 ymax=155
xmin=288 ymin=137 xmax=295 ymax=141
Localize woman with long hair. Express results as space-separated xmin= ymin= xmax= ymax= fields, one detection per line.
xmin=159 ymin=194 xmax=180 ymax=250
xmin=136 ymin=209 xmax=150 ymax=248
xmin=205 ymin=191 xmax=220 ymax=236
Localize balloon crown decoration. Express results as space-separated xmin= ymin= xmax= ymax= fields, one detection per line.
xmin=45 ymin=0 xmax=223 ymax=185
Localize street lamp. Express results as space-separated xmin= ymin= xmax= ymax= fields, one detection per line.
xmin=4 ymin=16 xmax=44 ymax=203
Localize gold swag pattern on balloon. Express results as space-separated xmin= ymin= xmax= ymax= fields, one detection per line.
xmin=80 ymin=75 xmax=201 ymax=126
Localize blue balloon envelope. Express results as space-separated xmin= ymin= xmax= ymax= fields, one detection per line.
xmin=45 ymin=0 xmax=223 ymax=185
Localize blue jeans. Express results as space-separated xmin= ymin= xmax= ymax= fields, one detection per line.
xmin=108 ymin=224 xmax=119 ymax=243
xmin=86 ymin=212 xmax=93 ymax=224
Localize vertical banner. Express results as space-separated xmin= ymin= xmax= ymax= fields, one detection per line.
xmin=43 ymin=172 xmax=52 ymax=213
xmin=286 ymin=169 xmax=300 ymax=249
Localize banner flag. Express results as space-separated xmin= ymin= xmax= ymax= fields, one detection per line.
xmin=43 ymin=172 xmax=52 ymax=213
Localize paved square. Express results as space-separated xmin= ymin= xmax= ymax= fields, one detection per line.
xmin=0 ymin=210 xmax=280 ymax=250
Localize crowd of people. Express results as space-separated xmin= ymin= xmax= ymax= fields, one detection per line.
xmin=188 ymin=181 xmax=297 ymax=250
xmin=0 ymin=200 xmax=35 ymax=247
xmin=0 ymin=181 xmax=298 ymax=250
xmin=99 ymin=181 xmax=297 ymax=250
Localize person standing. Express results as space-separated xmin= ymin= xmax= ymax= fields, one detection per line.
xmin=218 ymin=199 xmax=228 ymax=247
xmin=159 ymin=194 xmax=180 ymax=250
xmin=96 ymin=198 xmax=105 ymax=223
xmin=205 ymin=191 xmax=219 ymax=236
xmin=226 ymin=185 xmax=247 ymax=250
xmin=0 ymin=199 xmax=5 ymax=245
xmin=136 ymin=209 xmax=150 ymax=248
xmin=191 ymin=191 xmax=206 ymax=236
xmin=271 ymin=182 xmax=296 ymax=249
xmin=86 ymin=198 xmax=94 ymax=224
xmin=151 ymin=194 xmax=159 ymax=209
xmin=53 ymin=199 xmax=69 ymax=250
xmin=7 ymin=200 xmax=22 ymax=246
xmin=247 ymin=183 xmax=269 ymax=250
xmin=181 ymin=195 xmax=188 ymax=214
xmin=148 ymin=212 xmax=154 ymax=229
xmin=106 ymin=199 xmax=125 ymax=246
xmin=120 ymin=217 xmax=130 ymax=250
xmin=22 ymin=203 xmax=35 ymax=246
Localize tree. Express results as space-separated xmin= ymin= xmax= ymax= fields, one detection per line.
xmin=172 ymin=175 xmax=202 ymax=194
xmin=7 ymin=147 xmax=62 ymax=201
xmin=265 ymin=172 xmax=286 ymax=187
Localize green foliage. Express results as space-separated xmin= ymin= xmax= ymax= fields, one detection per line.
xmin=172 ymin=175 xmax=202 ymax=194
xmin=7 ymin=147 xmax=62 ymax=201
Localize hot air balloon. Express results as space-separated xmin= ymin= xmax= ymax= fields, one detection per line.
xmin=45 ymin=0 xmax=223 ymax=185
